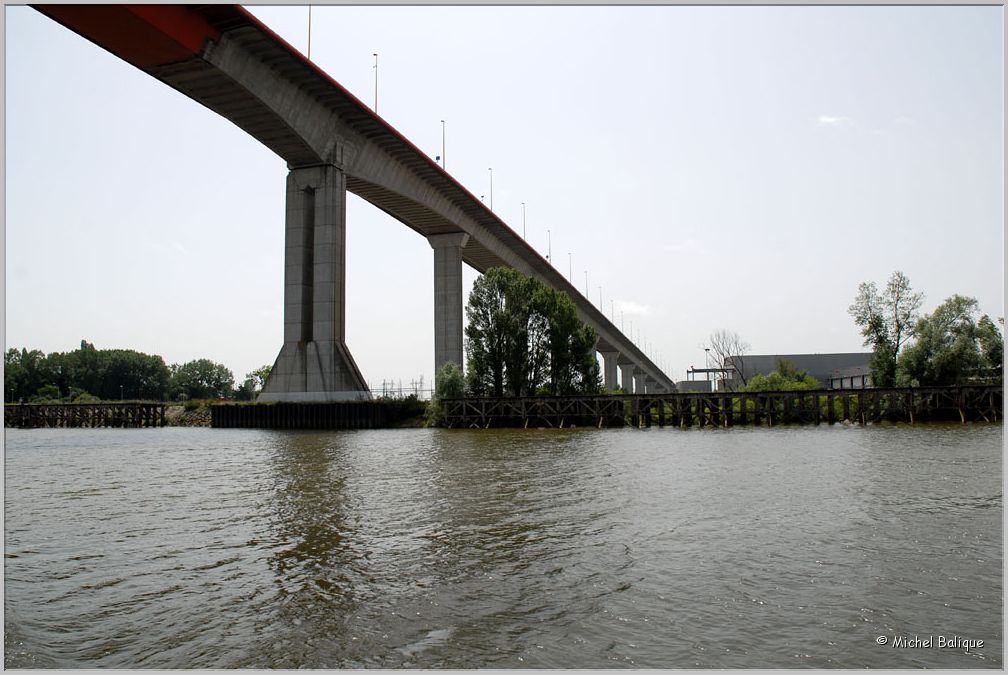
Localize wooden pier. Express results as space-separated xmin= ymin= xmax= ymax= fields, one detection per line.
xmin=4 ymin=403 xmax=166 ymax=429
xmin=441 ymin=385 xmax=1002 ymax=429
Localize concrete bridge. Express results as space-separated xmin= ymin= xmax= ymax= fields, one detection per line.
xmin=36 ymin=4 xmax=675 ymax=399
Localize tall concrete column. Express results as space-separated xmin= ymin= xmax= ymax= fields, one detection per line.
xmin=600 ymin=351 xmax=619 ymax=391
xmin=429 ymin=232 xmax=469 ymax=379
xmin=633 ymin=371 xmax=647 ymax=395
xmin=619 ymin=364 xmax=636 ymax=393
xmin=259 ymin=164 xmax=370 ymax=401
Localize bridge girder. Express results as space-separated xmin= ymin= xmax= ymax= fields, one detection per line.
xmin=34 ymin=4 xmax=675 ymax=393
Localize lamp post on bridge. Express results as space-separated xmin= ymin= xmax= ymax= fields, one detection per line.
xmin=488 ymin=167 xmax=493 ymax=211
xmin=372 ymin=53 xmax=378 ymax=113
xmin=568 ymin=253 xmax=572 ymax=282
xmin=521 ymin=202 xmax=526 ymax=239
xmin=584 ymin=270 xmax=588 ymax=298
xmin=440 ymin=120 xmax=445 ymax=169
xmin=547 ymin=229 xmax=551 ymax=263
xmin=598 ymin=286 xmax=602 ymax=308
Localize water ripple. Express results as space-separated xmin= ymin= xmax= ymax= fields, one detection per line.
xmin=3 ymin=424 xmax=1002 ymax=668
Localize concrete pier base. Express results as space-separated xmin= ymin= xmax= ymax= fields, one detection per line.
xmin=258 ymin=341 xmax=369 ymax=402
xmin=260 ymin=164 xmax=370 ymax=402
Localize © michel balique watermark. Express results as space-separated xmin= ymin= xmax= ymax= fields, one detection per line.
xmin=876 ymin=634 xmax=984 ymax=652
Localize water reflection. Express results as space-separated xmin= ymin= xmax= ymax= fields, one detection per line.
xmin=237 ymin=432 xmax=368 ymax=668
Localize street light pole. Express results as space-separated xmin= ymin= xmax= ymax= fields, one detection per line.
xmin=568 ymin=253 xmax=572 ymax=282
xmin=584 ymin=270 xmax=588 ymax=297
xmin=598 ymin=286 xmax=602 ymax=307
xmin=521 ymin=202 xmax=526 ymax=239
xmin=307 ymin=6 xmax=312 ymax=60
xmin=547 ymin=229 xmax=551 ymax=262
xmin=488 ymin=167 xmax=493 ymax=210
xmin=372 ymin=52 xmax=378 ymax=113
xmin=440 ymin=119 xmax=445 ymax=169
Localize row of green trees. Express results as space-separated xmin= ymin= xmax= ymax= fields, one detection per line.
xmin=849 ymin=271 xmax=1002 ymax=387
xmin=463 ymin=267 xmax=601 ymax=397
xmin=4 ymin=340 xmax=271 ymax=403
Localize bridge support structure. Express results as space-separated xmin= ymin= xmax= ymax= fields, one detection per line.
xmin=429 ymin=232 xmax=469 ymax=379
xmin=619 ymin=364 xmax=636 ymax=393
xmin=260 ymin=165 xmax=370 ymax=401
xmin=633 ymin=371 xmax=648 ymax=396
xmin=600 ymin=351 xmax=620 ymax=392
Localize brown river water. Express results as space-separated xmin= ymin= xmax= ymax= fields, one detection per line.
xmin=3 ymin=424 xmax=1002 ymax=668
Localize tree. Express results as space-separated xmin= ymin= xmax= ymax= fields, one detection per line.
xmin=425 ymin=362 xmax=465 ymax=426
xmin=464 ymin=266 xmax=600 ymax=397
xmin=5 ymin=349 xmax=28 ymax=401
xmin=848 ymin=271 xmax=923 ymax=387
xmin=896 ymin=295 xmax=1001 ymax=386
xmin=248 ymin=365 xmax=272 ymax=390
xmin=170 ymin=359 xmax=235 ymax=399
xmin=235 ymin=365 xmax=273 ymax=401
xmin=977 ymin=315 xmax=1004 ymax=372
xmin=465 ymin=267 xmax=515 ymax=397
xmin=5 ymin=348 xmax=50 ymax=402
xmin=741 ymin=359 xmax=819 ymax=392
xmin=707 ymin=329 xmax=750 ymax=390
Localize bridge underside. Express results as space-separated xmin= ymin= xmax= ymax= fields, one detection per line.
xmin=34 ymin=4 xmax=677 ymax=398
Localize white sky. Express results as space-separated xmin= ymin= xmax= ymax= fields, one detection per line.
xmin=4 ymin=4 xmax=1004 ymax=387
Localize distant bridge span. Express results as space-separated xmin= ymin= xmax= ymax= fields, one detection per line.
xmin=36 ymin=4 xmax=675 ymax=399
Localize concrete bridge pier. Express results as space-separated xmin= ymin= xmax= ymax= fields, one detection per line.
xmin=429 ymin=232 xmax=470 ymax=379
xmin=600 ymin=351 xmax=619 ymax=392
xmin=633 ymin=371 xmax=648 ymax=396
xmin=259 ymin=165 xmax=370 ymax=401
xmin=619 ymin=364 xmax=636 ymax=393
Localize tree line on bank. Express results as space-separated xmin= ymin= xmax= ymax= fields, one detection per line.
xmin=4 ymin=340 xmax=271 ymax=403
xmin=848 ymin=271 xmax=1002 ymax=388
xmin=706 ymin=270 xmax=1003 ymax=392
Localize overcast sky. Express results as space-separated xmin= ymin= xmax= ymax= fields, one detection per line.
xmin=4 ymin=5 xmax=1003 ymax=388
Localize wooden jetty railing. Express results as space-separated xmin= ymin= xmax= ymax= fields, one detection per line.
xmin=4 ymin=403 xmax=167 ymax=429
xmin=441 ymin=385 xmax=1002 ymax=429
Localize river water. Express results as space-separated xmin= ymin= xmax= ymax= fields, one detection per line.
xmin=3 ymin=424 xmax=1002 ymax=668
